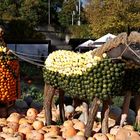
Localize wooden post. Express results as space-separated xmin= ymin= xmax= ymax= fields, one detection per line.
xmin=44 ymin=84 xmax=55 ymax=125
xmin=85 ymin=97 xmax=101 ymax=138
xmin=58 ymin=88 xmax=65 ymax=123
xmin=101 ymin=99 xmax=110 ymax=134
xmin=119 ymin=91 xmax=131 ymax=127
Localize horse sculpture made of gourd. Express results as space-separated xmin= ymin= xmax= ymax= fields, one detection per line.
xmin=43 ymin=31 xmax=140 ymax=138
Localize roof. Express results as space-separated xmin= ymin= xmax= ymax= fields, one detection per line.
xmin=94 ymin=33 xmax=116 ymax=43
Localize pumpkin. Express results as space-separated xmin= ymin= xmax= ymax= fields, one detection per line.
xmin=7 ymin=122 xmax=19 ymax=132
xmin=0 ymin=132 xmax=13 ymax=139
xmin=18 ymin=118 xmax=29 ymax=125
xmin=2 ymin=126 xmax=14 ymax=134
xmin=5 ymin=132 xmax=24 ymax=140
xmin=73 ymin=121 xmax=85 ymax=131
xmin=32 ymin=120 xmax=44 ymax=130
xmin=106 ymin=133 xmax=115 ymax=140
xmin=93 ymin=133 xmax=109 ymax=140
xmin=71 ymin=135 xmax=86 ymax=140
xmin=0 ymin=118 xmax=7 ymax=126
xmin=76 ymin=130 xmax=85 ymax=136
xmin=123 ymin=125 xmax=134 ymax=131
xmin=62 ymin=126 xmax=77 ymax=138
xmin=87 ymin=137 xmax=95 ymax=140
xmin=26 ymin=108 xmax=38 ymax=119
xmin=42 ymin=125 xmax=60 ymax=133
xmin=63 ymin=120 xmax=74 ymax=127
xmin=9 ymin=113 xmax=21 ymax=119
xmin=44 ymin=130 xmax=60 ymax=137
xmin=44 ymin=136 xmax=64 ymax=140
xmin=115 ymin=128 xmax=140 ymax=140
xmin=7 ymin=113 xmax=21 ymax=124
xmin=0 ymin=136 xmax=4 ymax=140
xmin=18 ymin=123 xmax=33 ymax=134
xmin=7 ymin=116 xmax=20 ymax=124
xmin=110 ymin=125 xmax=120 ymax=135
xmin=26 ymin=130 xmax=44 ymax=140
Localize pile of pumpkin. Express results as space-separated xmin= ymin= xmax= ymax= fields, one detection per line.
xmin=0 ymin=107 xmax=140 ymax=140
xmin=0 ymin=46 xmax=20 ymax=103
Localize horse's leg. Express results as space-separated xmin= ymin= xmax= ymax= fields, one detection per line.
xmin=58 ymin=89 xmax=65 ymax=123
xmin=85 ymin=97 xmax=101 ymax=138
xmin=82 ymin=102 xmax=89 ymax=124
xmin=44 ymin=84 xmax=55 ymax=125
xmin=101 ymin=99 xmax=110 ymax=134
xmin=134 ymin=94 xmax=140 ymax=128
xmin=119 ymin=91 xmax=131 ymax=127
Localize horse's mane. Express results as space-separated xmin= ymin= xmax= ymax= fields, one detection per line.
xmin=91 ymin=31 xmax=140 ymax=57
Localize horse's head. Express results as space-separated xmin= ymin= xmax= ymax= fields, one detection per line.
xmin=107 ymin=31 xmax=140 ymax=65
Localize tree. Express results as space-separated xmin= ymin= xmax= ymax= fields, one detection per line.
xmin=58 ymin=0 xmax=78 ymax=28
xmin=85 ymin=0 xmax=140 ymax=38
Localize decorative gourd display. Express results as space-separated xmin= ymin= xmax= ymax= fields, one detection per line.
xmin=0 ymin=40 xmax=20 ymax=103
xmin=43 ymin=50 xmax=125 ymax=101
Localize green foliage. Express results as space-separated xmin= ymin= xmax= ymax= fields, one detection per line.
xmin=85 ymin=0 xmax=140 ymax=38
xmin=21 ymin=82 xmax=44 ymax=103
xmin=20 ymin=61 xmax=43 ymax=79
xmin=69 ymin=24 xmax=93 ymax=38
xmin=58 ymin=0 xmax=78 ymax=28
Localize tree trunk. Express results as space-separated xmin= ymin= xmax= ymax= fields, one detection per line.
xmin=44 ymin=84 xmax=55 ymax=125
xmin=85 ymin=97 xmax=101 ymax=138
xmin=58 ymin=89 xmax=65 ymax=123
xmin=134 ymin=94 xmax=140 ymax=128
xmin=101 ymin=99 xmax=110 ymax=134
xmin=119 ymin=91 xmax=131 ymax=127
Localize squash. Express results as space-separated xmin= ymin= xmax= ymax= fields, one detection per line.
xmin=26 ymin=130 xmax=44 ymax=140
xmin=5 ymin=132 xmax=24 ymax=140
xmin=71 ymin=135 xmax=86 ymax=140
xmin=106 ymin=133 xmax=115 ymax=140
xmin=62 ymin=126 xmax=77 ymax=138
xmin=32 ymin=120 xmax=44 ymax=130
xmin=93 ymin=133 xmax=109 ymax=140
xmin=44 ymin=136 xmax=64 ymax=140
xmin=26 ymin=108 xmax=38 ymax=119
xmin=115 ymin=128 xmax=140 ymax=140
xmin=7 ymin=122 xmax=19 ymax=132
xmin=18 ymin=123 xmax=33 ymax=134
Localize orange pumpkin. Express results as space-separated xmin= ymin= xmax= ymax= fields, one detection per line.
xmin=26 ymin=108 xmax=38 ymax=119
xmin=0 ymin=118 xmax=7 ymax=126
xmin=18 ymin=118 xmax=29 ymax=125
xmin=5 ymin=132 xmax=24 ymax=140
xmin=63 ymin=120 xmax=74 ymax=127
xmin=106 ymin=133 xmax=115 ymax=140
xmin=62 ymin=126 xmax=77 ymax=138
xmin=123 ymin=125 xmax=134 ymax=131
xmin=7 ymin=113 xmax=21 ymax=123
xmin=26 ymin=130 xmax=44 ymax=140
xmin=32 ymin=120 xmax=44 ymax=130
xmin=93 ymin=133 xmax=109 ymax=140
xmin=18 ymin=123 xmax=33 ymax=134
xmin=73 ymin=121 xmax=85 ymax=131
xmin=2 ymin=126 xmax=14 ymax=134
xmin=7 ymin=122 xmax=19 ymax=132
xmin=115 ymin=128 xmax=140 ymax=140
xmin=44 ymin=136 xmax=64 ymax=140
